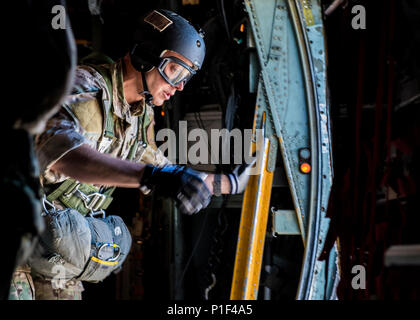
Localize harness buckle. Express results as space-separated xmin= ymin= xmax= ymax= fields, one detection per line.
xmin=76 ymin=191 xmax=107 ymax=212
xmin=42 ymin=194 xmax=56 ymax=215
xmin=64 ymin=182 xmax=81 ymax=198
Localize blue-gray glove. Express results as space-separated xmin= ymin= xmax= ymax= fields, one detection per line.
xmin=140 ymin=164 xmax=211 ymax=215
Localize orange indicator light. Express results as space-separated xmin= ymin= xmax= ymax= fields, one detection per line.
xmin=300 ymin=163 xmax=311 ymax=174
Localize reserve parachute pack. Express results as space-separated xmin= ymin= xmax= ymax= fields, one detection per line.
xmin=29 ymin=208 xmax=131 ymax=283
xmin=30 ymin=52 xmax=133 ymax=283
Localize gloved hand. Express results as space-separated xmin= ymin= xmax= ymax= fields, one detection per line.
xmin=227 ymin=158 xmax=257 ymax=194
xmin=140 ymin=164 xmax=212 ymax=215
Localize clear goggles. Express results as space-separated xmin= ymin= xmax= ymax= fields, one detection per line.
xmin=157 ymin=56 xmax=197 ymax=87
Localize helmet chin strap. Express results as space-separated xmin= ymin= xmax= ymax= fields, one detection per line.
xmin=138 ymin=70 xmax=154 ymax=106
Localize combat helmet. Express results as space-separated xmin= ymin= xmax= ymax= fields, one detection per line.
xmin=130 ymin=9 xmax=206 ymax=88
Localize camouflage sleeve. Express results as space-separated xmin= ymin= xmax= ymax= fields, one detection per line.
xmin=35 ymin=107 xmax=86 ymax=185
xmin=35 ymin=66 xmax=104 ymax=185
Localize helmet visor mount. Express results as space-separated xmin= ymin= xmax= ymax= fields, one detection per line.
xmin=158 ymin=56 xmax=197 ymax=87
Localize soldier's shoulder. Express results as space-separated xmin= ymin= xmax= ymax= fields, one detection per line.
xmin=71 ymin=65 xmax=108 ymax=95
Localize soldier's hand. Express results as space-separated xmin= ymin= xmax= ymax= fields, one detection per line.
xmin=140 ymin=164 xmax=212 ymax=215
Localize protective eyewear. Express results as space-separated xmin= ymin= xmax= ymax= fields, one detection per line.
xmin=158 ymin=56 xmax=197 ymax=87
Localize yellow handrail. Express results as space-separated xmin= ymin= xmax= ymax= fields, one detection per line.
xmin=230 ymin=113 xmax=275 ymax=300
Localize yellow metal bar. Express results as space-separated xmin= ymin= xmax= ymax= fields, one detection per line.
xmin=300 ymin=0 xmax=315 ymax=26
xmin=230 ymin=113 xmax=275 ymax=300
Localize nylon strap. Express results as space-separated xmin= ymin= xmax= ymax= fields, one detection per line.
xmin=46 ymin=179 xmax=114 ymax=216
xmin=89 ymin=64 xmax=115 ymax=138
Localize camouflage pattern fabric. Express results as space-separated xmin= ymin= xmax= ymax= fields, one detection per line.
xmin=8 ymin=267 xmax=84 ymax=300
xmin=8 ymin=265 xmax=35 ymax=300
xmin=32 ymin=278 xmax=84 ymax=300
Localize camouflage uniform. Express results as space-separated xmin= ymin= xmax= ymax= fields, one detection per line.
xmin=33 ymin=278 xmax=84 ymax=300
xmin=28 ymin=58 xmax=169 ymax=300
xmin=8 ymin=265 xmax=35 ymax=300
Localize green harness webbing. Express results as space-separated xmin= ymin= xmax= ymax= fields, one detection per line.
xmin=46 ymin=179 xmax=115 ymax=216
xmin=46 ymin=62 xmax=143 ymax=216
xmin=92 ymin=64 xmax=115 ymax=141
